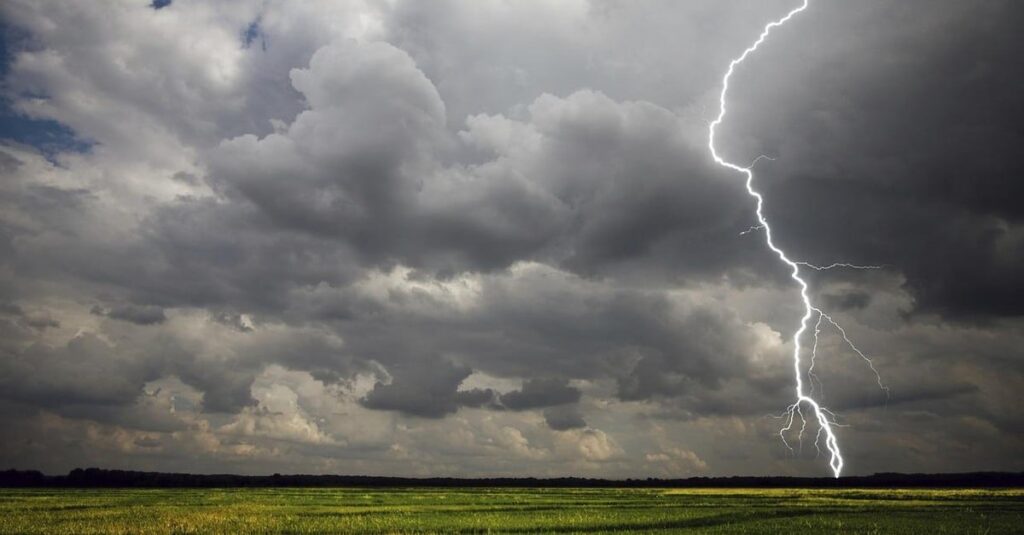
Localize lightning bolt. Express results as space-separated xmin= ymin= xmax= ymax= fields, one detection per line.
xmin=707 ymin=0 xmax=886 ymax=478
xmin=797 ymin=261 xmax=885 ymax=271
xmin=807 ymin=312 xmax=826 ymax=397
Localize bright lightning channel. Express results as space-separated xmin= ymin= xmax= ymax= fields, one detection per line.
xmin=707 ymin=0 xmax=886 ymax=478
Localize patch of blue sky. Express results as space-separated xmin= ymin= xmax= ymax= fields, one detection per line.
xmin=0 ymin=23 xmax=93 ymax=161
xmin=242 ymin=17 xmax=265 ymax=51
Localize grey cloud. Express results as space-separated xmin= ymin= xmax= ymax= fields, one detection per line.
xmin=466 ymin=90 xmax=769 ymax=280
xmin=0 ymin=150 xmax=22 ymax=173
xmin=23 ymin=315 xmax=59 ymax=330
xmin=0 ymin=303 xmax=59 ymax=330
xmin=500 ymin=378 xmax=581 ymax=411
xmin=58 ymin=398 xmax=192 ymax=435
xmin=0 ymin=334 xmax=155 ymax=407
xmin=0 ymin=327 xmax=251 ymax=414
xmin=1 ymin=48 xmax=770 ymax=328
xmin=613 ymin=307 xmax=764 ymax=402
xmin=0 ymin=302 xmax=365 ymax=416
xmin=543 ymin=405 xmax=587 ymax=431
xmin=453 ymin=388 xmax=499 ymax=409
xmin=207 ymin=39 xmax=567 ymax=275
xmin=171 ymin=171 xmax=200 ymax=186
xmin=210 ymin=312 xmax=254 ymax=333
xmin=720 ymin=0 xmax=1024 ymax=319
xmin=209 ymin=40 xmax=444 ymax=255
xmin=133 ymin=436 xmax=162 ymax=448
xmin=97 ymin=304 xmax=168 ymax=326
xmin=0 ymin=0 xmax=346 ymax=159
xmin=211 ymin=55 xmax=769 ymax=281
xmin=175 ymin=361 xmax=257 ymax=414
xmin=318 ymin=265 xmax=767 ymax=399
xmin=820 ymin=290 xmax=872 ymax=311
xmin=385 ymin=0 xmax=798 ymax=127
xmin=361 ymin=359 xmax=491 ymax=419
xmin=87 ymin=196 xmax=365 ymax=312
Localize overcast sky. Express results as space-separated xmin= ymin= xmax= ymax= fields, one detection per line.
xmin=1 ymin=0 xmax=1021 ymax=478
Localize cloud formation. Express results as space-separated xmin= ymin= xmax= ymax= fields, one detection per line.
xmin=0 ymin=0 xmax=1021 ymax=477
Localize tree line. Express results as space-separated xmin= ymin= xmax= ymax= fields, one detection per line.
xmin=2 ymin=468 xmax=1022 ymax=488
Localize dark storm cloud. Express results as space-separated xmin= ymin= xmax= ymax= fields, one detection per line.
xmin=174 ymin=358 xmax=257 ymax=413
xmin=208 ymin=38 xmax=775 ymax=281
xmin=0 ymin=324 xmax=247 ymax=413
xmin=138 ymin=197 xmax=364 ymax=311
xmin=0 ymin=334 xmax=153 ymax=407
xmin=0 ymin=6 xmax=781 ymax=330
xmin=820 ymin=290 xmax=871 ymax=311
xmin=207 ymin=39 xmax=570 ymax=275
xmin=95 ymin=304 xmax=167 ymax=326
xmin=499 ymin=91 xmax=771 ymax=280
xmin=309 ymin=265 xmax=770 ymax=405
xmin=613 ymin=306 xmax=765 ymax=401
xmin=721 ymin=0 xmax=1024 ymax=319
xmin=499 ymin=378 xmax=581 ymax=410
xmin=360 ymin=359 xmax=496 ymax=418
xmin=208 ymin=41 xmax=444 ymax=252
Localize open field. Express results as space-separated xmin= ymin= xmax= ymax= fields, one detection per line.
xmin=1 ymin=487 xmax=1021 ymax=534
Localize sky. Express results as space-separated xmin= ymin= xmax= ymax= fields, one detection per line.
xmin=0 ymin=0 xmax=1021 ymax=478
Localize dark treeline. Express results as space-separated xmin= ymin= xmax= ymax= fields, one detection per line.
xmin=2 ymin=468 xmax=1023 ymax=488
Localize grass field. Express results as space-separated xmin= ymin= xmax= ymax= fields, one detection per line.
xmin=0 ymin=487 xmax=1021 ymax=534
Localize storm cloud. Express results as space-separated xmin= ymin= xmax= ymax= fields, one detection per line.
xmin=0 ymin=0 xmax=1021 ymax=478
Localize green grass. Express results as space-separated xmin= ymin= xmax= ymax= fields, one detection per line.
xmin=0 ymin=487 xmax=1021 ymax=534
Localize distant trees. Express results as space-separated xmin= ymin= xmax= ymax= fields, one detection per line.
xmin=1 ymin=468 xmax=1022 ymax=488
